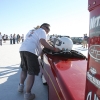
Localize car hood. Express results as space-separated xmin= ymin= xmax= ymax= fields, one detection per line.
xmin=47 ymin=54 xmax=87 ymax=100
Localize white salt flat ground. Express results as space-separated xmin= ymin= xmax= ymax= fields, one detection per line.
xmin=0 ymin=41 xmax=48 ymax=100
xmin=0 ymin=41 xmax=88 ymax=100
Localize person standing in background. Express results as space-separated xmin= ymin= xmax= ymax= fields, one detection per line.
xmin=83 ymin=34 xmax=88 ymax=48
xmin=9 ymin=34 xmax=13 ymax=44
xmin=13 ymin=34 xmax=16 ymax=44
xmin=3 ymin=34 xmax=6 ymax=43
xmin=17 ymin=34 xmax=20 ymax=44
xmin=21 ymin=34 xmax=24 ymax=42
xmin=0 ymin=32 xmax=2 ymax=46
xmin=18 ymin=34 xmax=21 ymax=43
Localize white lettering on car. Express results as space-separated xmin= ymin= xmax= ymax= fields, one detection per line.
xmin=87 ymin=92 xmax=99 ymax=100
xmin=90 ymin=16 xmax=100 ymax=29
xmin=89 ymin=45 xmax=100 ymax=61
xmin=87 ymin=67 xmax=100 ymax=89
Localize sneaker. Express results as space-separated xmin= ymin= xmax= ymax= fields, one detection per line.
xmin=24 ymin=93 xmax=35 ymax=100
xmin=18 ymin=83 xmax=24 ymax=92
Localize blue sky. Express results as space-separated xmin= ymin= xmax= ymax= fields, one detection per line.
xmin=0 ymin=0 xmax=89 ymax=37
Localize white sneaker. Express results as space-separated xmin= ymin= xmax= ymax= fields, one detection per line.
xmin=18 ymin=83 xmax=24 ymax=92
xmin=24 ymin=93 xmax=35 ymax=100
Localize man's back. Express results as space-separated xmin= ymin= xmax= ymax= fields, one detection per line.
xmin=19 ymin=28 xmax=46 ymax=56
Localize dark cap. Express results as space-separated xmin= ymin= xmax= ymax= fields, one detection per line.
xmin=40 ymin=23 xmax=50 ymax=28
xmin=40 ymin=23 xmax=50 ymax=31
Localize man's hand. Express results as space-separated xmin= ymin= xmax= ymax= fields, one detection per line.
xmin=53 ymin=47 xmax=61 ymax=52
xmin=40 ymin=39 xmax=60 ymax=52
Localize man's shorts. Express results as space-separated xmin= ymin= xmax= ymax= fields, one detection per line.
xmin=20 ymin=51 xmax=40 ymax=75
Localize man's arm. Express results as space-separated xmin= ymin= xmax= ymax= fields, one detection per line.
xmin=40 ymin=38 xmax=54 ymax=51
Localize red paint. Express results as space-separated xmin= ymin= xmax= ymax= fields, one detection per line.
xmin=85 ymin=0 xmax=100 ymax=100
xmin=40 ymin=1 xmax=100 ymax=100
xmin=40 ymin=54 xmax=87 ymax=100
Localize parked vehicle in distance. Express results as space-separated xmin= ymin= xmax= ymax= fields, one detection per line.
xmin=71 ymin=37 xmax=83 ymax=44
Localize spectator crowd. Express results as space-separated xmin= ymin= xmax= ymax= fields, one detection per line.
xmin=0 ymin=31 xmax=89 ymax=48
xmin=0 ymin=32 xmax=24 ymax=46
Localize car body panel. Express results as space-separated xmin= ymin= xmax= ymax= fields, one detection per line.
xmin=40 ymin=54 xmax=87 ymax=100
xmin=85 ymin=0 xmax=100 ymax=99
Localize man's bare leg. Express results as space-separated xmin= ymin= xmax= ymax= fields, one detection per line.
xmin=20 ymin=70 xmax=27 ymax=84
xmin=24 ymin=75 xmax=35 ymax=100
xmin=26 ymin=74 xmax=35 ymax=93
xmin=18 ymin=70 xmax=27 ymax=92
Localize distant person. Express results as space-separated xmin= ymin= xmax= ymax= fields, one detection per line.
xmin=18 ymin=35 xmax=21 ymax=43
xmin=21 ymin=34 xmax=24 ymax=42
xmin=18 ymin=23 xmax=60 ymax=100
xmin=13 ymin=34 xmax=16 ymax=44
xmin=0 ymin=32 xmax=2 ymax=46
xmin=6 ymin=35 xmax=8 ymax=40
xmin=17 ymin=34 xmax=20 ymax=44
xmin=83 ymin=34 xmax=88 ymax=48
xmin=9 ymin=34 xmax=13 ymax=44
xmin=3 ymin=34 xmax=6 ymax=43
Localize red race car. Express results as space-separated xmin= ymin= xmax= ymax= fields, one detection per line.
xmin=39 ymin=0 xmax=100 ymax=99
xmin=39 ymin=49 xmax=87 ymax=100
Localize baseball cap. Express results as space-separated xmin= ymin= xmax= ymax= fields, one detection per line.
xmin=40 ymin=23 xmax=50 ymax=31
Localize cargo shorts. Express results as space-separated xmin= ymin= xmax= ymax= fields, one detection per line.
xmin=20 ymin=51 xmax=40 ymax=75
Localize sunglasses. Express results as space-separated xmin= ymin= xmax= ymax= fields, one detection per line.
xmin=45 ymin=26 xmax=50 ymax=31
